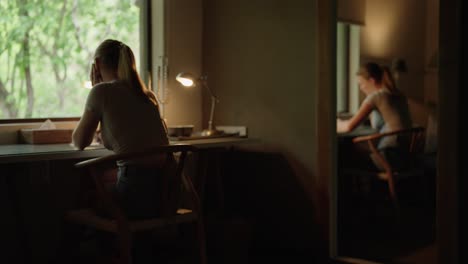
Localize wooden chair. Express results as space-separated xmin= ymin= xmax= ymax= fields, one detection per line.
xmin=345 ymin=126 xmax=426 ymax=216
xmin=64 ymin=144 xmax=206 ymax=264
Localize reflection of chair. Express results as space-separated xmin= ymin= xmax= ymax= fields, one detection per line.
xmin=64 ymin=144 xmax=206 ymax=264
xmin=348 ymin=126 xmax=426 ymax=214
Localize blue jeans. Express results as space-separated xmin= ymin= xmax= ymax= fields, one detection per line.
xmin=113 ymin=165 xmax=164 ymax=220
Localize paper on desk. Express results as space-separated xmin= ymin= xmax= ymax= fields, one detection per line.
xmin=38 ymin=119 xmax=57 ymax=130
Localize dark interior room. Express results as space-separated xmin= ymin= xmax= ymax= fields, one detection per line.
xmin=0 ymin=0 xmax=465 ymax=263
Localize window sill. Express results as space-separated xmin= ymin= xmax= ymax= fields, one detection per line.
xmin=0 ymin=119 xmax=79 ymax=145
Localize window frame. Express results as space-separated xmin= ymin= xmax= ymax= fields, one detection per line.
xmin=0 ymin=0 xmax=152 ymax=124
xmin=336 ymin=22 xmax=361 ymax=116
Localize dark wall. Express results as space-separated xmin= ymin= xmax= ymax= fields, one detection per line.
xmin=202 ymin=0 xmax=323 ymax=254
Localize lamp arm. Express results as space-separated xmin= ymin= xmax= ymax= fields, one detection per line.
xmin=199 ymin=76 xmax=219 ymax=101
xmin=205 ymin=83 xmax=219 ymax=101
xmin=208 ymin=96 xmax=216 ymax=131
xmin=199 ymin=76 xmax=218 ymax=132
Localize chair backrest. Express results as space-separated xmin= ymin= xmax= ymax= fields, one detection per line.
xmin=353 ymin=126 xmax=425 ymax=151
xmin=352 ymin=126 xmax=426 ymax=172
xmin=74 ymin=144 xmax=197 ymax=220
xmin=388 ymin=126 xmax=426 ymax=154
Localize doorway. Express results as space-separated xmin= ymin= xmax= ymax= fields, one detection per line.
xmin=333 ymin=0 xmax=439 ymax=262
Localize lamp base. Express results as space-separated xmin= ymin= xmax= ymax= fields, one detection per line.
xmin=201 ymin=129 xmax=225 ymax=137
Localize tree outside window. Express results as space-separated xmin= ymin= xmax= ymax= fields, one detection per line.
xmin=0 ymin=0 xmax=140 ymax=119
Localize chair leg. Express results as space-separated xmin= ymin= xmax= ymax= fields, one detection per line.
xmin=387 ymin=177 xmax=401 ymax=221
xmin=117 ymin=230 xmax=132 ymax=264
xmin=196 ymin=218 xmax=207 ymax=264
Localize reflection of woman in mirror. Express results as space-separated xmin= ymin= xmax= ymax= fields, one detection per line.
xmin=337 ymin=62 xmax=412 ymax=148
xmin=337 ymin=62 xmax=412 ymax=169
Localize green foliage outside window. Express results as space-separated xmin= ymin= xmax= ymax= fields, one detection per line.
xmin=0 ymin=0 xmax=140 ymax=119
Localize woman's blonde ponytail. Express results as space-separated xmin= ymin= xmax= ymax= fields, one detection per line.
xmin=357 ymin=62 xmax=401 ymax=96
xmin=116 ymin=42 xmax=159 ymax=106
xmin=381 ymin=66 xmax=400 ymax=95
xmin=117 ymin=44 xmax=133 ymax=82
xmin=95 ymin=39 xmax=159 ymax=106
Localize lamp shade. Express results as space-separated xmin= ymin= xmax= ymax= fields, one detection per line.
xmin=337 ymin=0 xmax=366 ymax=25
xmin=176 ymin=72 xmax=197 ymax=87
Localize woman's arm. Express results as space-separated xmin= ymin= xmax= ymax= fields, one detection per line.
xmin=72 ymin=109 xmax=100 ymax=150
xmin=337 ymin=102 xmax=374 ymax=133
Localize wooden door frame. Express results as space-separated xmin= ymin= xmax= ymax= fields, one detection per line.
xmin=316 ymin=0 xmax=463 ymax=263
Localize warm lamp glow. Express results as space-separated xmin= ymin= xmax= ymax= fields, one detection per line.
xmin=361 ymin=1 xmax=401 ymax=56
xmin=179 ymin=78 xmax=194 ymax=87
xmin=175 ymin=72 xmax=224 ymax=137
xmin=176 ymin=72 xmax=196 ymax=87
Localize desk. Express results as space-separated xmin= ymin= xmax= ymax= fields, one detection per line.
xmin=0 ymin=144 xmax=110 ymax=164
xmin=337 ymin=125 xmax=377 ymax=139
xmin=0 ymin=137 xmax=254 ymax=263
xmin=337 ymin=125 xmax=377 ymax=170
xmin=337 ymin=125 xmax=376 ymax=166
xmin=0 ymin=137 xmax=253 ymax=164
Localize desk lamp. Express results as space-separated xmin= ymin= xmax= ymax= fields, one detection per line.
xmin=176 ymin=72 xmax=224 ymax=136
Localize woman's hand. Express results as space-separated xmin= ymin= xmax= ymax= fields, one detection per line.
xmin=90 ymin=62 xmax=103 ymax=86
xmin=72 ymin=109 xmax=100 ymax=150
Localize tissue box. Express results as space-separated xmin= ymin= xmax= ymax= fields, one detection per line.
xmin=19 ymin=128 xmax=73 ymax=144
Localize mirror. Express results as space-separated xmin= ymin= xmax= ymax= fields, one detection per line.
xmin=334 ymin=0 xmax=438 ymax=262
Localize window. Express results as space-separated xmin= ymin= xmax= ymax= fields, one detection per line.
xmin=336 ymin=22 xmax=361 ymax=115
xmin=0 ymin=0 xmax=144 ymax=119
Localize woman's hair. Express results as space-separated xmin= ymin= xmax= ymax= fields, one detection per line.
xmin=357 ymin=62 xmax=400 ymax=95
xmin=94 ymin=39 xmax=158 ymax=106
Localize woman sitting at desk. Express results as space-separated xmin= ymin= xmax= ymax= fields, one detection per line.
xmin=337 ymin=62 xmax=412 ymax=168
xmin=72 ymin=39 xmax=170 ymax=219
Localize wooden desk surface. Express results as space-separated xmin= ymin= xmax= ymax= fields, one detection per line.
xmin=0 ymin=137 xmax=254 ymax=164
xmin=337 ymin=126 xmax=377 ymax=139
